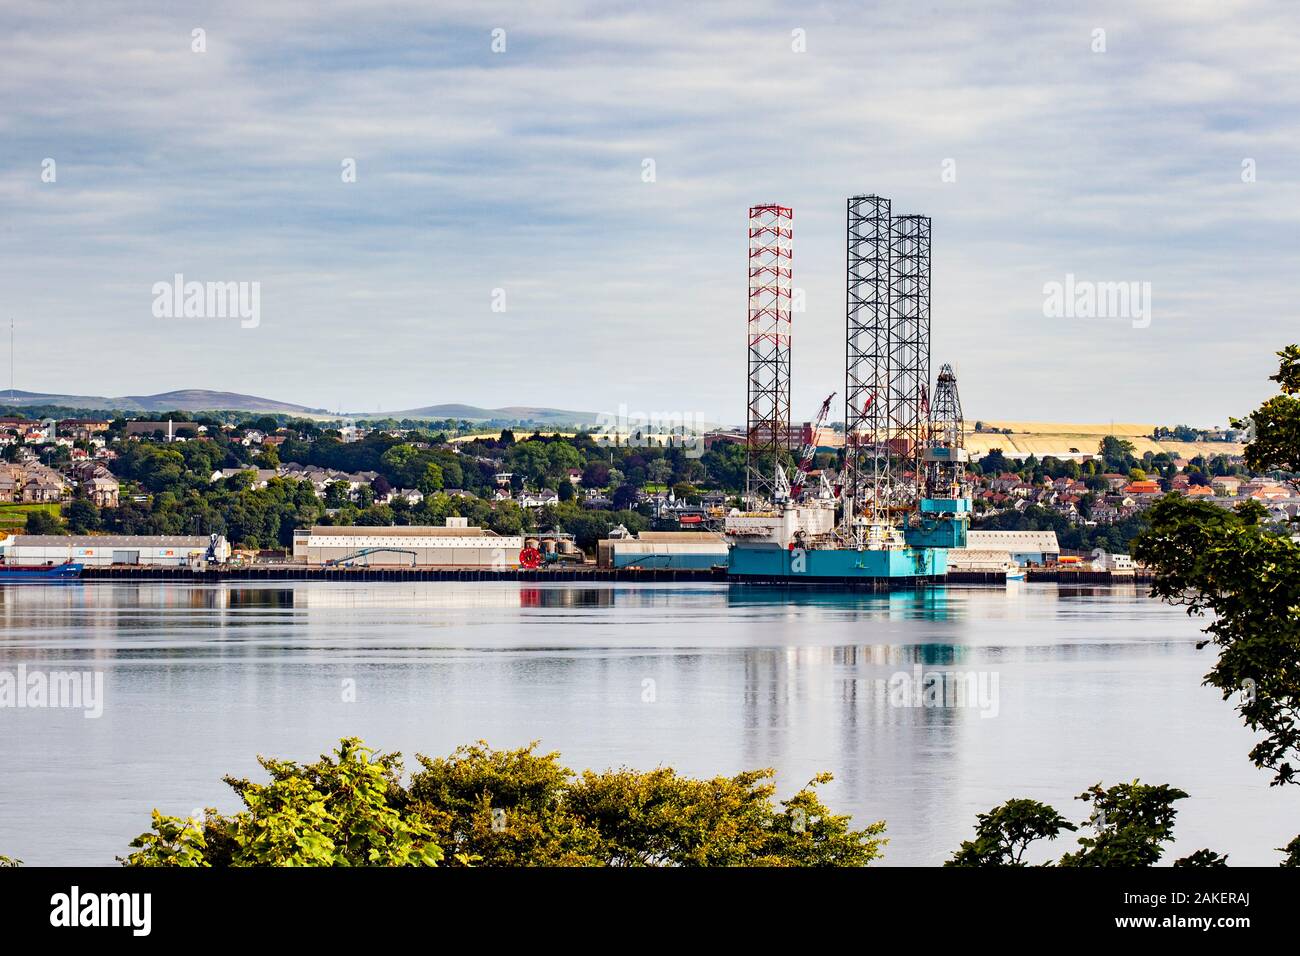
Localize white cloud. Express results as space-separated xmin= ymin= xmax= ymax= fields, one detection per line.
xmin=0 ymin=0 xmax=1297 ymax=422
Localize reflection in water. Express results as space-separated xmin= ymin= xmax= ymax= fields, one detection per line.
xmin=519 ymin=587 xmax=616 ymax=609
xmin=228 ymin=589 xmax=295 ymax=610
xmin=0 ymin=580 xmax=1291 ymax=867
xmin=727 ymin=584 xmax=954 ymax=621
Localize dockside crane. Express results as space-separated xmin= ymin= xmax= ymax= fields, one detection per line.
xmin=790 ymin=392 xmax=835 ymax=498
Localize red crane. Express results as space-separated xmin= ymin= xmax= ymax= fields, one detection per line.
xmin=790 ymin=392 xmax=836 ymax=497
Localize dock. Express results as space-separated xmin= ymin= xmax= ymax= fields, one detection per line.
xmin=74 ymin=565 xmax=1151 ymax=585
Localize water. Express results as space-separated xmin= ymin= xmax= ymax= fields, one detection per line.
xmin=0 ymin=581 xmax=1292 ymax=866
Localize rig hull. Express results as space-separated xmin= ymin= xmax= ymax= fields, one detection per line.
xmin=727 ymin=544 xmax=946 ymax=588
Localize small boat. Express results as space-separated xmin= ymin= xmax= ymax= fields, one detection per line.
xmin=0 ymin=562 xmax=84 ymax=582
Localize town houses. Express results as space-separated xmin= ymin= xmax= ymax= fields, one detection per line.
xmin=0 ymin=406 xmax=1294 ymax=549
xmin=0 ymin=462 xmax=68 ymax=503
xmin=0 ymin=418 xmax=120 ymax=508
xmin=967 ymin=451 xmax=1298 ymax=529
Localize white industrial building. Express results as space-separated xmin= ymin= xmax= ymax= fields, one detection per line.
xmin=597 ymin=530 xmax=728 ymax=570
xmin=946 ymin=548 xmax=1020 ymax=573
xmin=1094 ymin=551 xmax=1136 ymax=572
xmin=0 ymin=534 xmax=230 ymax=567
xmin=961 ymin=530 xmax=1060 ymax=566
xmin=292 ymin=519 xmax=524 ymax=568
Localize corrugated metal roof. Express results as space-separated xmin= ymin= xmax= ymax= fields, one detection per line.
xmin=7 ymin=535 xmax=213 ymax=547
xmin=607 ymin=542 xmax=727 ymax=554
xmin=966 ymin=530 xmax=1060 ymax=550
xmin=310 ymin=525 xmax=495 ymax=537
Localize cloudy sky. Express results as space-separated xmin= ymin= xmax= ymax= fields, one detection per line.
xmin=2 ymin=0 xmax=1297 ymax=425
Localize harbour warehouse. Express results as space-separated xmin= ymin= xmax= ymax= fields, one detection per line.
xmin=0 ymin=534 xmax=231 ymax=567
xmin=292 ymin=519 xmax=524 ymax=567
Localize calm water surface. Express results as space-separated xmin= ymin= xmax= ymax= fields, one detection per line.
xmin=0 ymin=581 xmax=1291 ymax=866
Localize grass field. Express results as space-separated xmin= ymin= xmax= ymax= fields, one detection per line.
xmin=0 ymin=503 xmax=61 ymax=531
xmin=966 ymin=421 xmax=1246 ymax=460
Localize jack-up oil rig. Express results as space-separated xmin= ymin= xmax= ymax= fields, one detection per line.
xmin=725 ymin=195 xmax=971 ymax=586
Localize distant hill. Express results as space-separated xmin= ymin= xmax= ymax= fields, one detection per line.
xmin=0 ymin=389 xmax=327 ymax=415
xmin=0 ymin=389 xmax=601 ymax=424
xmin=365 ymin=404 xmax=602 ymax=425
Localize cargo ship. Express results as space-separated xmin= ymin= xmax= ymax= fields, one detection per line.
xmin=0 ymin=562 xmax=84 ymax=582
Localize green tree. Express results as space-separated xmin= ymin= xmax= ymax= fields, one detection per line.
xmin=125 ymin=738 xmax=884 ymax=868
xmin=324 ymin=480 xmax=351 ymax=508
xmin=950 ymin=782 xmax=1223 ymax=868
xmin=946 ymin=799 xmax=1076 ymax=866
xmin=1100 ymin=436 xmax=1137 ymax=472
xmin=1280 ymin=835 xmax=1300 ymax=867
xmin=1235 ymin=344 xmax=1300 ymax=479
xmin=1134 ymin=344 xmax=1300 ymax=867
xmin=409 ymin=740 xmax=885 ymax=867
xmin=24 ymin=510 xmax=63 ymax=535
xmin=124 ymin=739 xmax=444 ymax=867
xmin=1059 ymin=781 xmax=1189 ymax=867
xmin=1173 ymin=848 xmax=1229 ymax=868
xmin=64 ymin=499 xmax=102 ymax=534
xmin=646 ymin=458 xmax=673 ymax=486
xmin=417 ymin=462 xmax=444 ymax=496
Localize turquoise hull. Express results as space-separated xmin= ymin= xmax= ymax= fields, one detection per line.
xmin=610 ymin=552 xmax=726 ymax=570
xmin=727 ymin=545 xmax=946 ymax=587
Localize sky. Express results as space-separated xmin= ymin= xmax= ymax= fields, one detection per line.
xmin=2 ymin=0 xmax=1298 ymax=427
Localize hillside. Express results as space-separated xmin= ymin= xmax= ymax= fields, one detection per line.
xmin=966 ymin=421 xmax=1245 ymax=460
xmin=0 ymin=389 xmax=602 ymax=424
xmin=0 ymin=389 xmax=326 ymax=415
xmin=365 ymin=404 xmax=601 ymax=425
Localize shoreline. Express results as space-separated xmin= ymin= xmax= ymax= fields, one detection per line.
xmin=62 ymin=566 xmax=1155 ymax=586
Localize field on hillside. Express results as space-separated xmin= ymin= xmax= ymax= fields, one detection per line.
xmin=0 ymin=503 xmax=61 ymax=531
xmin=966 ymin=422 xmax=1245 ymax=459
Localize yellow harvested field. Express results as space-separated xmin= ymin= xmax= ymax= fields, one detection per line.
xmin=965 ymin=422 xmax=1244 ymax=460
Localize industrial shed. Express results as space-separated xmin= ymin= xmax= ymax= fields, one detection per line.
xmin=0 ymin=534 xmax=230 ymax=567
xmin=962 ymin=530 xmax=1060 ymax=566
xmin=946 ymin=548 xmax=1016 ymax=572
xmin=292 ymin=521 xmax=524 ymax=568
xmin=597 ymin=531 xmax=728 ymax=570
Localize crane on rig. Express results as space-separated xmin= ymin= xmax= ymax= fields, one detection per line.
xmin=790 ymin=392 xmax=835 ymax=498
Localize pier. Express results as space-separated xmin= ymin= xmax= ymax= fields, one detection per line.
xmin=74 ymin=565 xmax=1151 ymax=585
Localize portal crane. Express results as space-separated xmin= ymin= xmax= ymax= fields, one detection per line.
xmin=790 ymin=392 xmax=835 ymax=498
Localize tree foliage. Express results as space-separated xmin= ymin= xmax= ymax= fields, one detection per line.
xmin=124 ymin=739 xmax=445 ymax=867
xmin=949 ymin=782 xmax=1224 ymax=867
xmin=124 ymin=738 xmax=885 ymax=867
xmin=1133 ymin=343 xmax=1300 ymax=861
xmin=946 ymin=798 xmax=1076 ymax=866
xmin=1236 ymin=344 xmax=1300 ymax=476
xmin=1059 ymin=781 xmax=1190 ymax=867
xmin=24 ymin=509 xmax=63 ymax=535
